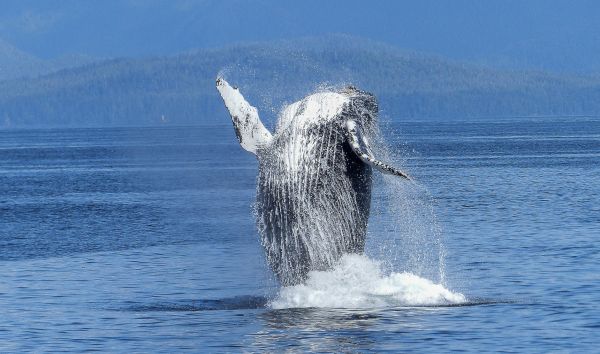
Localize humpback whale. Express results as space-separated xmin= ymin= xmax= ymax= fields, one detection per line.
xmin=216 ymin=78 xmax=410 ymax=285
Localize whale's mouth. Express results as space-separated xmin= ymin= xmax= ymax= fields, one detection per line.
xmin=269 ymin=254 xmax=467 ymax=309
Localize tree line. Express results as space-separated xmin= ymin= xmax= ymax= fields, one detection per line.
xmin=2 ymin=35 xmax=600 ymax=128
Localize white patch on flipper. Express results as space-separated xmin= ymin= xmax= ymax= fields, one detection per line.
xmin=216 ymin=77 xmax=272 ymax=154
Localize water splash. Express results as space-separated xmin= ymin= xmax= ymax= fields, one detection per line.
xmin=270 ymin=254 xmax=466 ymax=309
xmin=218 ymin=69 xmax=457 ymax=297
xmin=367 ymin=121 xmax=448 ymax=284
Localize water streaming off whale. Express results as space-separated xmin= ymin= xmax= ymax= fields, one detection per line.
xmin=219 ymin=79 xmax=403 ymax=285
xmin=261 ymin=117 xmax=465 ymax=308
xmin=217 ymin=77 xmax=464 ymax=305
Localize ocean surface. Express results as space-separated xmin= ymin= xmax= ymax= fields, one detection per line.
xmin=1 ymin=119 xmax=598 ymax=352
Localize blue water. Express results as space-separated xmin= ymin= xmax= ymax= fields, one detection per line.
xmin=1 ymin=119 xmax=598 ymax=352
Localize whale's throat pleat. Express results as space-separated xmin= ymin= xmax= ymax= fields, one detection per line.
xmin=257 ymin=121 xmax=372 ymax=286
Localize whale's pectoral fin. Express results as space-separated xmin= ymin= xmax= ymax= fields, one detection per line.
xmin=346 ymin=120 xmax=412 ymax=180
xmin=216 ymin=77 xmax=272 ymax=155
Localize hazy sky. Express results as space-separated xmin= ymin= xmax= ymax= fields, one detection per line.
xmin=1 ymin=0 xmax=600 ymax=72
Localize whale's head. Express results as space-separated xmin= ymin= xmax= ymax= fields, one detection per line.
xmin=339 ymin=85 xmax=378 ymax=130
xmin=275 ymin=85 xmax=378 ymax=132
xmin=216 ymin=77 xmax=410 ymax=179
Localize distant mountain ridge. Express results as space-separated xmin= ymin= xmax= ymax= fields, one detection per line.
xmin=1 ymin=35 xmax=600 ymax=128
xmin=0 ymin=37 xmax=98 ymax=81
xmin=2 ymin=1 xmax=600 ymax=73
xmin=0 ymin=38 xmax=49 ymax=80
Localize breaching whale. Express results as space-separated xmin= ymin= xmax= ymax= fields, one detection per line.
xmin=216 ymin=78 xmax=410 ymax=286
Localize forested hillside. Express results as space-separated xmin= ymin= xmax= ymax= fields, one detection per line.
xmin=2 ymin=35 xmax=600 ymax=128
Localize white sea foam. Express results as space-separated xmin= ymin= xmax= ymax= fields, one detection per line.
xmin=269 ymin=254 xmax=466 ymax=309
